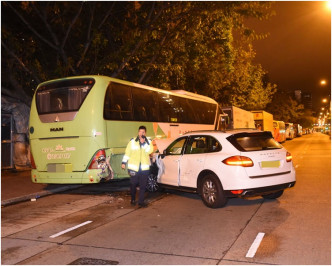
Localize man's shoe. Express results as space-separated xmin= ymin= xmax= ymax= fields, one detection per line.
xmin=138 ymin=202 xmax=148 ymax=208
xmin=130 ymin=200 xmax=136 ymax=206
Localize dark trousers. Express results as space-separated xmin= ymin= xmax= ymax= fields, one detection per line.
xmin=130 ymin=170 xmax=149 ymax=204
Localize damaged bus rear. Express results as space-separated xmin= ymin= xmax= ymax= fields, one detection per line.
xmin=29 ymin=76 xmax=113 ymax=183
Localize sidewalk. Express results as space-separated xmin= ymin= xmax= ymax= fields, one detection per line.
xmin=1 ymin=169 xmax=82 ymax=206
xmin=1 ymin=169 xmax=132 ymax=207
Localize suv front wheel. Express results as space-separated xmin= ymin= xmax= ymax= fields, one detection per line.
xmin=199 ymin=174 xmax=227 ymax=208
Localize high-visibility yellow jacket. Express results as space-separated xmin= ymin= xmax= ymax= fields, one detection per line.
xmin=122 ymin=137 xmax=154 ymax=172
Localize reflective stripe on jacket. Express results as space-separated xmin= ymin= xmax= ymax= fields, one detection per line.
xmin=122 ymin=138 xmax=154 ymax=171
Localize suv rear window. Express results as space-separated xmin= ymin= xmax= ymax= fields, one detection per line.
xmin=227 ymin=132 xmax=282 ymax=152
xmin=36 ymin=79 xmax=95 ymax=114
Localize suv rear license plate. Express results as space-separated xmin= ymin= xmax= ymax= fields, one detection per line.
xmin=261 ymin=161 xmax=280 ymax=168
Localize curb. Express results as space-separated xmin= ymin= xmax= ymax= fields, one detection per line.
xmin=1 ymin=185 xmax=83 ymax=207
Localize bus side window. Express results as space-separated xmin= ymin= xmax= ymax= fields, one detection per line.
xmin=132 ymin=87 xmax=159 ymax=122
xmin=104 ymin=83 xmax=132 ymax=120
xmin=158 ymin=93 xmax=177 ymax=123
xmin=177 ymin=98 xmax=197 ymax=124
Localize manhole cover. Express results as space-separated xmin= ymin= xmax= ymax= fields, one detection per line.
xmin=69 ymin=258 xmax=119 ymax=265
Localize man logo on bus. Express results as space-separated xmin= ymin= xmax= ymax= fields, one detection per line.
xmin=50 ymin=127 xmax=64 ymax=132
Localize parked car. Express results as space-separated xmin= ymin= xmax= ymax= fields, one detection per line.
xmin=294 ymin=124 xmax=302 ymax=137
xmin=273 ymin=120 xmax=286 ymax=143
xmin=285 ymin=123 xmax=295 ymax=140
xmin=149 ymin=130 xmax=296 ymax=208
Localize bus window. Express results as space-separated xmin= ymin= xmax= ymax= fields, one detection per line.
xmin=36 ymin=79 xmax=94 ymax=115
xmin=132 ymin=87 xmax=159 ymax=122
xmin=177 ymin=98 xmax=198 ymax=124
xmin=104 ymin=83 xmax=132 ymax=120
xmin=196 ymin=101 xmax=216 ymax=124
xmin=158 ymin=93 xmax=178 ymax=123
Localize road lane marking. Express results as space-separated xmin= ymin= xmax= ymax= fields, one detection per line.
xmin=246 ymin=232 xmax=265 ymax=258
xmin=49 ymin=221 xmax=92 ymax=238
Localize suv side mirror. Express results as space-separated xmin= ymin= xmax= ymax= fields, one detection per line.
xmin=161 ymin=149 xmax=167 ymax=159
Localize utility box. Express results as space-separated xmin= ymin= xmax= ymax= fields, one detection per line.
xmin=1 ymin=114 xmax=14 ymax=169
xmin=222 ymin=106 xmax=255 ymax=130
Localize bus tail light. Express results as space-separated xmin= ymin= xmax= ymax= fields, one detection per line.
xmin=286 ymin=152 xmax=292 ymax=162
xmin=88 ymin=150 xmax=106 ymax=169
xmin=30 ymin=153 xmax=36 ymax=169
xmin=222 ymin=156 xmax=254 ymax=167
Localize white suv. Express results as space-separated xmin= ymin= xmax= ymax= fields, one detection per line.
xmin=149 ymin=130 xmax=296 ymax=208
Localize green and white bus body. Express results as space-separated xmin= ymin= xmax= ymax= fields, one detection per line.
xmin=29 ymin=75 xmax=219 ymax=184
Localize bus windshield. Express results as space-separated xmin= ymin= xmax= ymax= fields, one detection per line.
xmin=36 ymin=78 xmax=95 ymax=114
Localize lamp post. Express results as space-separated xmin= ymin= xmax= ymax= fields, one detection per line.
xmin=321 ymin=96 xmax=331 ymax=136
xmin=318 ymin=78 xmax=331 ymax=135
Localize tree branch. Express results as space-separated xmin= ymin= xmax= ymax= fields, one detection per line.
xmin=6 ymin=2 xmax=58 ymax=50
xmin=2 ymin=40 xmax=41 ymax=84
xmin=76 ymin=2 xmax=115 ymax=69
xmin=31 ymin=3 xmax=60 ymax=46
xmin=138 ymin=27 xmax=169 ymax=84
xmin=98 ymin=2 xmax=115 ymax=30
xmin=62 ymin=2 xmax=84 ymax=49
xmin=112 ymin=2 xmax=167 ymax=78
xmin=32 ymin=2 xmax=77 ymax=75
xmin=2 ymin=60 xmax=32 ymax=106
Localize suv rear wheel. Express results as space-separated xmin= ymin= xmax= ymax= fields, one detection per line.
xmin=199 ymin=174 xmax=227 ymax=208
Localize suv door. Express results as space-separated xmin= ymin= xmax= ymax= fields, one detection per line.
xmin=180 ymin=135 xmax=221 ymax=188
xmin=159 ymin=137 xmax=187 ymax=186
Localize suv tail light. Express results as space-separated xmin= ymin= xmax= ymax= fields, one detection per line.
xmin=88 ymin=150 xmax=106 ymax=169
xmin=286 ymin=151 xmax=292 ymax=162
xmin=30 ymin=152 xmax=36 ymax=169
xmin=222 ymin=156 xmax=254 ymax=167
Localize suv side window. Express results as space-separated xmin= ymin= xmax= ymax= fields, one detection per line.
xmin=207 ymin=136 xmax=222 ymax=152
xmin=185 ymin=136 xmax=222 ymax=154
xmin=185 ymin=136 xmax=208 ymax=154
xmin=166 ymin=137 xmax=187 ymax=155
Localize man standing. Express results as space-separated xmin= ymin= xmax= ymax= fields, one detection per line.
xmin=121 ymin=126 xmax=154 ymax=207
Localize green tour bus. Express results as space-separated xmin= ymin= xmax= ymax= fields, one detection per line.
xmin=29 ymin=75 xmax=221 ymax=184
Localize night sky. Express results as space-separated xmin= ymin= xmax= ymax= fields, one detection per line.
xmin=247 ymin=1 xmax=331 ymax=113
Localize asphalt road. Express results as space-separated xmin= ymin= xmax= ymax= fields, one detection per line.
xmin=1 ymin=132 xmax=330 ymax=265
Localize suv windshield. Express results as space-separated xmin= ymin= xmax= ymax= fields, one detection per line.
xmin=227 ymin=132 xmax=282 ymax=152
xmin=36 ymin=79 xmax=95 ymax=114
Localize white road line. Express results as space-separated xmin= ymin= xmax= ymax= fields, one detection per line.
xmin=246 ymin=232 xmax=265 ymax=258
xmin=49 ymin=221 xmax=92 ymax=238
